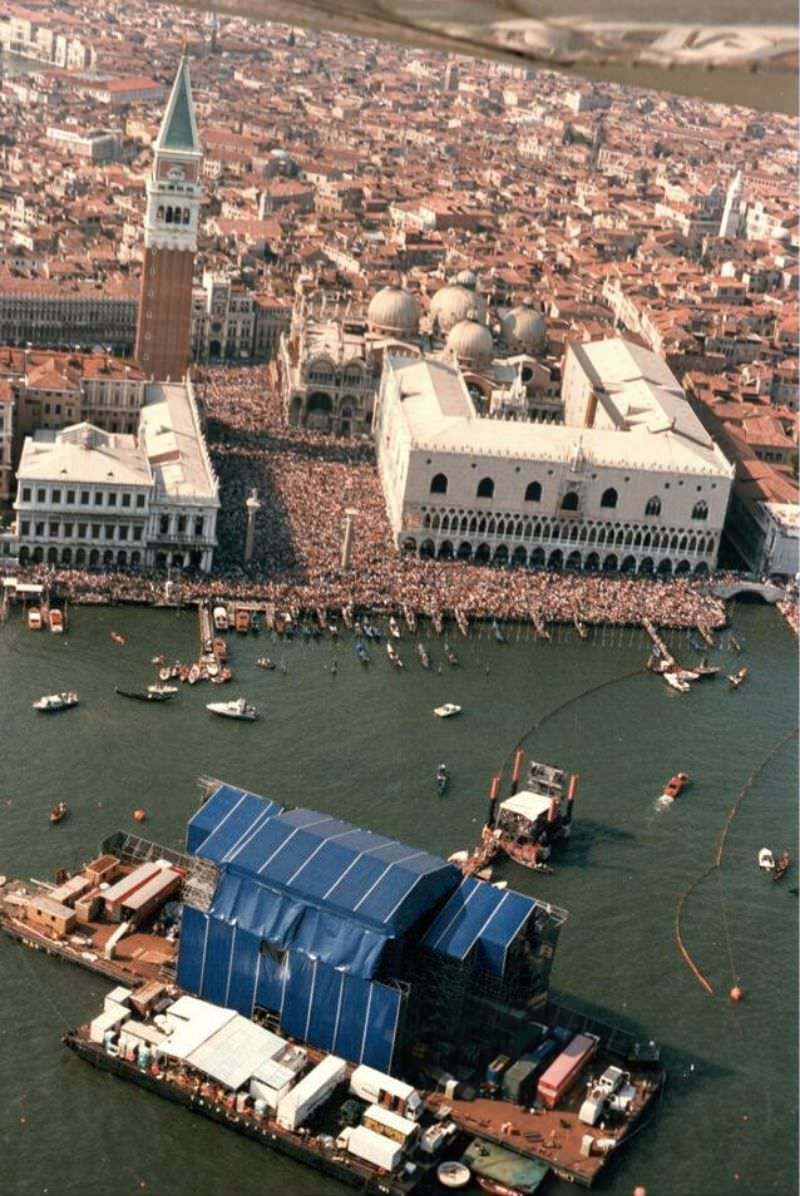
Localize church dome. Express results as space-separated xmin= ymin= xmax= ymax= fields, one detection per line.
xmin=367 ymin=286 xmax=419 ymax=336
xmin=446 ymin=319 xmax=494 ymax=369
xmin=430 ymin=284 xmax=487 ymax=333
xmin=501 ymin=305 xmax=547 ymax=354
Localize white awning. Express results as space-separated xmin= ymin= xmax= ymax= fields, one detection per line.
xmin=498 ymin=790 xmax=553 ymax=823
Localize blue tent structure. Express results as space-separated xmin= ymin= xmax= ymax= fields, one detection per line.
xmin=179 ymin=783 xmax=461 ymax=1071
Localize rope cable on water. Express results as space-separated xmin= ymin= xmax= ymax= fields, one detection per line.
xmin=674 ymin=725 xmax=797 ymax=995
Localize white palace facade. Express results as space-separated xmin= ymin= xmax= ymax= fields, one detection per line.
xmin=374 ymin=338 xmax=734 ymax=577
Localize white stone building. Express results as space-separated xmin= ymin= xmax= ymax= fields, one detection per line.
xmin=13 ymin=379 xmax=219 ymax=571
xmin=374 ymin=338 xmax=734 ymax=577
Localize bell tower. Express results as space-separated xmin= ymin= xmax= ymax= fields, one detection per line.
xmin=135 ymin=55 xmax=202 ymax=382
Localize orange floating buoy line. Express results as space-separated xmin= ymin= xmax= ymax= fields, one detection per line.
xmin=132 ymin=809 xmax=147 ymax=823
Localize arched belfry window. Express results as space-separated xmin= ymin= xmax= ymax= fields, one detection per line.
xmin=561 ymin=491 xmax=579 ymax=511
xmin=692 ymin=500 xmax=708 ymax=521
xmin=165 ymin=207 xmax=173 ymax=224
xmin=476 ymin=477 xmax=494 ymax=499
xmin=645 ymin=496 xmax=661 ymax=517
xmin=430 ymin=473 xmax=448 ymax=495
xmin=525 ymin=481 xmax=541 ymax=502
xmin=601 ymin=487 xmax=618 ymax=509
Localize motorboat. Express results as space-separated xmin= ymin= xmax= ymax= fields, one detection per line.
xmin=187 ymin=664 xmax=201 ymax=685
xmin=436 ymin=764 xmax=449 ymax=795
xmin=250 ymin=612 xmax=261 ymax=634
xmin=491 ymin=619 xmax=505 ymax=644
xmin=48 ymin=608 xmax=65 ymax=634
xmin=116 ymin=687 xmax=174 ymax=703
xmin=444 ymin=642 xmax=459 ymax=667
xmin=389 ymin=616 xmax=401 ymax=640
xmin=110 ymin=631 xmax=126 ymax=646
xmin=257 ymin=657 xmax=275 ymax=670
xmin=673 ymin=667 xmax=701 ymax=682
xmin=212 ymin=605 xmax=229 ymax=632
xmin=213 ymin=638 xmax=227 ymax=661
xmin=773 ymin=851 xmax=791 ymax=882
xmin=148 ymin=683 xmax=178 ymax=696
xmin=206 ymin=698 xmax=257 ymax=721
xmin=49 ymin=801 xmax=68 ymax=824
xmin=417 ymin=643 xmax=431 ymax=670
xmin=728 ymin=666 xmax=749 ymax=689
xmin=663 ymin=672 xmax=690 ymax=693
xmin=27 ymin=607 xmax=43 ymax=631
xmin=33 ymin=692 xmax=79 ymax=712
xmin=355 ymin=639 xmax=370 ymax=665
xmin=386 ymin=641 xmax=403 ymax=669
xmin=207 ymin=662 xmax=220 ymax=678
xmin=662 ymin=772 xmax=689 ymax=800
xmin=758 ymin=847 xmax=776 ymax=871
xmin=235 ymin=610 xmax=251 ymax=634
xmin=434 ymin=703 xmax=462 ymax=718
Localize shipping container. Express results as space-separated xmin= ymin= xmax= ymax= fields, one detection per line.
xmin=249 ymin=1060 xmax=297 ymax=1109
xmin=536 ymin=1033 xmax=599 ymax=1110
xmin=276 ymin=1055 xmax=347 ymax=1131
xmin=349 ymin=1065 xmax=422 ymax=1120
xmin=362 ymin=1103 xmax=419 ymax=1147
xmin=347 ymin=1124 xmax=403 ymax=1171
xmin=501 ymin=1058 xmax=539 ymax=1105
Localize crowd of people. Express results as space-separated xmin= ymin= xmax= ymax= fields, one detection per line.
xmin=11 ymin=365 xmax=736 ymax=631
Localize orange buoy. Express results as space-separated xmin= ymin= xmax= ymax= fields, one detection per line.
xmin=133 ymin=809 xmax=147 ymax=823
xmin=729 ymin=985 xmax=743 ymax=1002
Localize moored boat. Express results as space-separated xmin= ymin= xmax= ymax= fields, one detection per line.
xmin=491 ymin=619 xmax=505 ymax=644
xmin=33 ymin=691 xmax=79 ymax=712
xmin=728 ymin=666 xmax=749 ymax=689
xmin=417 ymin=643 xmax=431 ymax=670
xmin=235 ymin=610 xmax=251 ymax=634
xmin=663 ymin=672 xmax=690 ymax=693
xmin=389 ymin=615 xmax=401 ymax=640
xmin=213 ymin=638 xmax=227 ymax=661
xmin=49 ymin=801 xmax=68 ymax=824
xmin=27 ymin=607 xmax=43 ymax=631
xmin=386 ymin=641 xmax=403 ymax=669
xmin=206 ymin=698 xmax=257 ymax=721
xmin=115 ymin=687 xmax=174 ymax=703
xmin=48 ymin=608 xmax=65 ymax=634
xmin=212 ymin=605 xmax=229 ymax=632
xmin=257 ymin=657 xmax=275 ymax=670
xmin=148 ymin=684 xmax=178 ymax=696
xmin=355 ymin=639 xmax=370 ymax=665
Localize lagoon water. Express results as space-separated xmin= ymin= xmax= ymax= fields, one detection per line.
xmin=0 ymin=602 xmax=796 ymax=1195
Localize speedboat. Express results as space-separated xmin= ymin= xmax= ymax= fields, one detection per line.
xmin=257 ymin=657 xmax=275 ymax=670
xmin=148 ymin=683 xmax=178 ymax=696
xmin=758 ymin=847 xmax=776 ymax=871
xmin=663 ymin=672 xmax=690 ymax=693
xmin=662 ymin=772 xmax=689 ymax=800
xmin=33 ymin=692 xmax=79 ymax=712
xmin=436 ymin=764 xmax=449 ymax=795
xmin=27 ymin=608 xmax=43 ymax=631
xmin=116 ymin=687 xmax=174 ymax=703
xmin=434 ymin=703 xmax=462 ymax=719
xmin=212 ymin=605 xmax=229 ymax=632
xmin=728 ymin=666 xmax=749 ymax=689
xmin=110 ymin=631 xmax=126 ymax=646
xmin=206 ymin=698 xmax=257 ymax=721
xmin=48 ymin=609 xmax=64 ymax=634
xmin=389 ymin=616 xmax=401 ymax=640
xmin=49 ymin=801 xmax=68 ymax=824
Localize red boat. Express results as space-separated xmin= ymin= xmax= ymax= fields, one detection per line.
xmin=773 ymin=852 xmax=791 ymax=883
xmin=662 ymin=772 xmax=689 ymax=800
xmin=110 ymin=631 xmax=126 ymax=646
xmin=49 ymin=801 xmax=68 ymax=824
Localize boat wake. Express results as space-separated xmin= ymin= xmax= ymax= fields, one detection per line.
xmin=656 ymin=795 xmax=675 ymax=813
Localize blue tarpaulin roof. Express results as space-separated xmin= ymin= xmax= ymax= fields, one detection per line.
xmin=421 ymin=876 xmax=536 ymax=977
xmin=189 ymin=783 xmax=459 ymax=938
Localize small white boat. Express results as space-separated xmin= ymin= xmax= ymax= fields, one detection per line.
xmin=389 ymin=616 xmax=401 ymax=640
xmin=434 ymin=703 xmax=462 ymax=718
xmin=48 ymin=609 xmax=64 ymax=634
xmin=663 ymin=672 xmax=690 ymax=693
xmin=33 ymin=692 xmax=79 ymax=712
xmin=759 ymin=847 xmax=776 ymax=871
xmin=27 ymin=608 xmax=43 ymax=631
xmin=148 ymin=683 xmax=178 ymax=696
xmin=206 ymin=697 xmax=257 ymax=721
xmin=212 ymin=605 xmax=229 ymax=632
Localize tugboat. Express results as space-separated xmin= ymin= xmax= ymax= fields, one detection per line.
xmin=115 ymin=687 xmax=174 ymax=703
xmin=661 ymin=772 xmax=689 ymax=801
xmin=728 ymin=666 xmax=749 ymax=689
xmin=417 ymin=643 xmax=431 ymax=670
xmin=436 ymin=764 xmax=449 ymax=795
xmin=33 ymin=692 xmax=79 ymax=712
xmin=206 ymin=697 xmax=257 ymax=721
xmin=49 ymin=801 xmax=68 ymax=824
xmin=257 ymin=657 xmax=275 ymax=670
xmin=386 ymin=641 xmax=403 ymax=669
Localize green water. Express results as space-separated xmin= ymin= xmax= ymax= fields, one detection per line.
xmin=0 ymin=604 xmax=796 ymax=1196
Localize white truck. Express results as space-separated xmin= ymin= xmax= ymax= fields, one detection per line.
xmin=276 ymin=1055 xmax=347 ymax=1131
xmin=349 ymin=1065 xmax=423 ymax=1121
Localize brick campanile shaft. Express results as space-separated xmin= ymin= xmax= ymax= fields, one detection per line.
xmin=134 ymin=55 xmax=203 ymax=382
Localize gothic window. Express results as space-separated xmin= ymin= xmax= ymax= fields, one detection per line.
xmin=430 ymin=473 xmax=448 ymax=495
xmin=183 ymin=208 xmax=190 ymax=224
xmin=476 ymin=477 xmax=494 ymax=499
xmin=157 ymin=206 xmax=164 ymax=221
xmin=645 ymin=496 xmax=661 ymax=516
xmin=692 ymin=501 xmax=708 ymax=521
xmin=165 ymin=207 xmax=173 ymax=224
xmin=525 ymin=481 xmax=542 ymax=502
xmin=561 ymin=491 xmax=579 ymax=511
xmin=601 ymin=487 xmax=618 ymax=509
